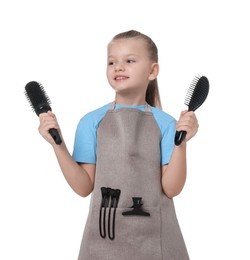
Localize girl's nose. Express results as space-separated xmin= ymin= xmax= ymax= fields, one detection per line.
xmin=114 ymin=62 xmax=125 ymax=72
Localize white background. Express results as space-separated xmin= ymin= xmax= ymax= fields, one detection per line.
xmin=1 ymin=0 xmax=249 ymax=259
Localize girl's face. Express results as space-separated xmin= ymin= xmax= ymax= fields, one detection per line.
xmin=106 ymin=38 xmax=158 ymax=100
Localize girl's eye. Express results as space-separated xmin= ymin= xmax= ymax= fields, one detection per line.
xmin=127 ymin=59 xmax=135 ymax=63
xmin=108 ymin=61 xmax=114 ymax=65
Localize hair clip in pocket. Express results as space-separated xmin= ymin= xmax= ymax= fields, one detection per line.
xmin=99 ymin=187 xmax=111 ymax=238
xmin=122 ymin=197 xmax=150 ymax=216
xmin=108 ymin=189 xmax=121 ymax=240
xmin=99 ymin=187 xmax=121 ymax=240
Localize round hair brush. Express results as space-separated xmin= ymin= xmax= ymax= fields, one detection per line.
xmin=174 ymin=75 xmax=209 ymax=146
xmin=25 ymin=81 xmax=62 ymax=145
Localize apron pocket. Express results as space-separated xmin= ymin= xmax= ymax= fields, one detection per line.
xmin=113 ymin=207 xmax=162 ymax=259
xmin=79 ymin=206 xmax=162 ymax=260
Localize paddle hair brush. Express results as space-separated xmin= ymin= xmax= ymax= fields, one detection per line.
xmin=174 ymin=75 xmax=209 ymax=146
xmin=25 ymin=81 xmax=62 ymax=145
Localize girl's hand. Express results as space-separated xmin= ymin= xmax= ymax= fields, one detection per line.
xmin=176 ymin=110 xmax=199 ymax=143
xmin=38 ymin=111 xmax=61 ymax=145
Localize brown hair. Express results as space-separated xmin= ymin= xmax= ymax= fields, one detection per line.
xmin=111 ymin=30 xmax=162 ymax=109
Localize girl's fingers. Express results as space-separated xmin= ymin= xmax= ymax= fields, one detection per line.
xmin=38 ymin=112 xmax=61 ymax=143
xmin=176 ymin=111 xmax=199 ymax=141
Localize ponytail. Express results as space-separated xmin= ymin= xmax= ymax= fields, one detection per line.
xmin=146 ymin=79 xmax=162 ymax=109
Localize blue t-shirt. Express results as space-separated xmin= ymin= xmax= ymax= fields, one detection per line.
xmin=72 ymin=103 xmax=176 ymax=166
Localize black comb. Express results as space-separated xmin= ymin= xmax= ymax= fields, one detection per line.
xmin=174 ymin=75 xmax=209 ymax=146
xmin=25 ymin=81 xmax=62 ymax=145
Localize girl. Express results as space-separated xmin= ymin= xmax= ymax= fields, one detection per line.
xmin=39 ymin=30 xmax=198 ymax=260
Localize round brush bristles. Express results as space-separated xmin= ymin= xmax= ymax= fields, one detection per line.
xmin=25 ymin=81 xmax=52 ymax=116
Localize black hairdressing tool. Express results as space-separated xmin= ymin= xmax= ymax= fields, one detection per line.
xmin=99 ymin=187 xmax=111 ymax=238
xmin=174 ymin=75 xmax=209 ymax=146
xmin=108 ymin=189 xmax=121 ymax=240
xmin=99 ymin=187 xmax=120 ymax=240
xmin=122 ymin=197 xmax=150 ymax=217
xmin=25 ymin=81 xmax=62 ymax=145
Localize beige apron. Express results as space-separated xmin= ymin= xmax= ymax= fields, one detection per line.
xmin=78 ymin=103 xmax=189 ymax=260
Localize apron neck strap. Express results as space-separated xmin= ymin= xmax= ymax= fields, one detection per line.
xmin=109 ymin=101 xmax=116 ymax=110
xmin=109 ymin=101 xmax=151 ymax=112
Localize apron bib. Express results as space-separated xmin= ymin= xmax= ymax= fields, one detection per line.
xmin=78 ymin=103 xmax=189 ymax=260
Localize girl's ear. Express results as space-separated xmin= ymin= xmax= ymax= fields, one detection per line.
xmin=148 ymin=63 xmax=159 ymax=81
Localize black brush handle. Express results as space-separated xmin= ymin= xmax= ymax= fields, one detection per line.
xmin=49 ymin=128 xmax=62 ymax=145
xmin=174 ymin=130 xmax=187 ymax=146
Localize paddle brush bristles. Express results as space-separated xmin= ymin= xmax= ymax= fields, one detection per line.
xmin=185 ymin=75 xmax=209 ymax=111
xmin=174 ymin=74 xmax=209 ymax=146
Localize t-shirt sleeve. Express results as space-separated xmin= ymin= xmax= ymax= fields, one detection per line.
xmin=161 ymin=119 xmax=176 ymax=165
xmin=72 ymin=103 xmax=110 ymax=164
xmin=72 ymin=114 xmax=97 ymax=164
